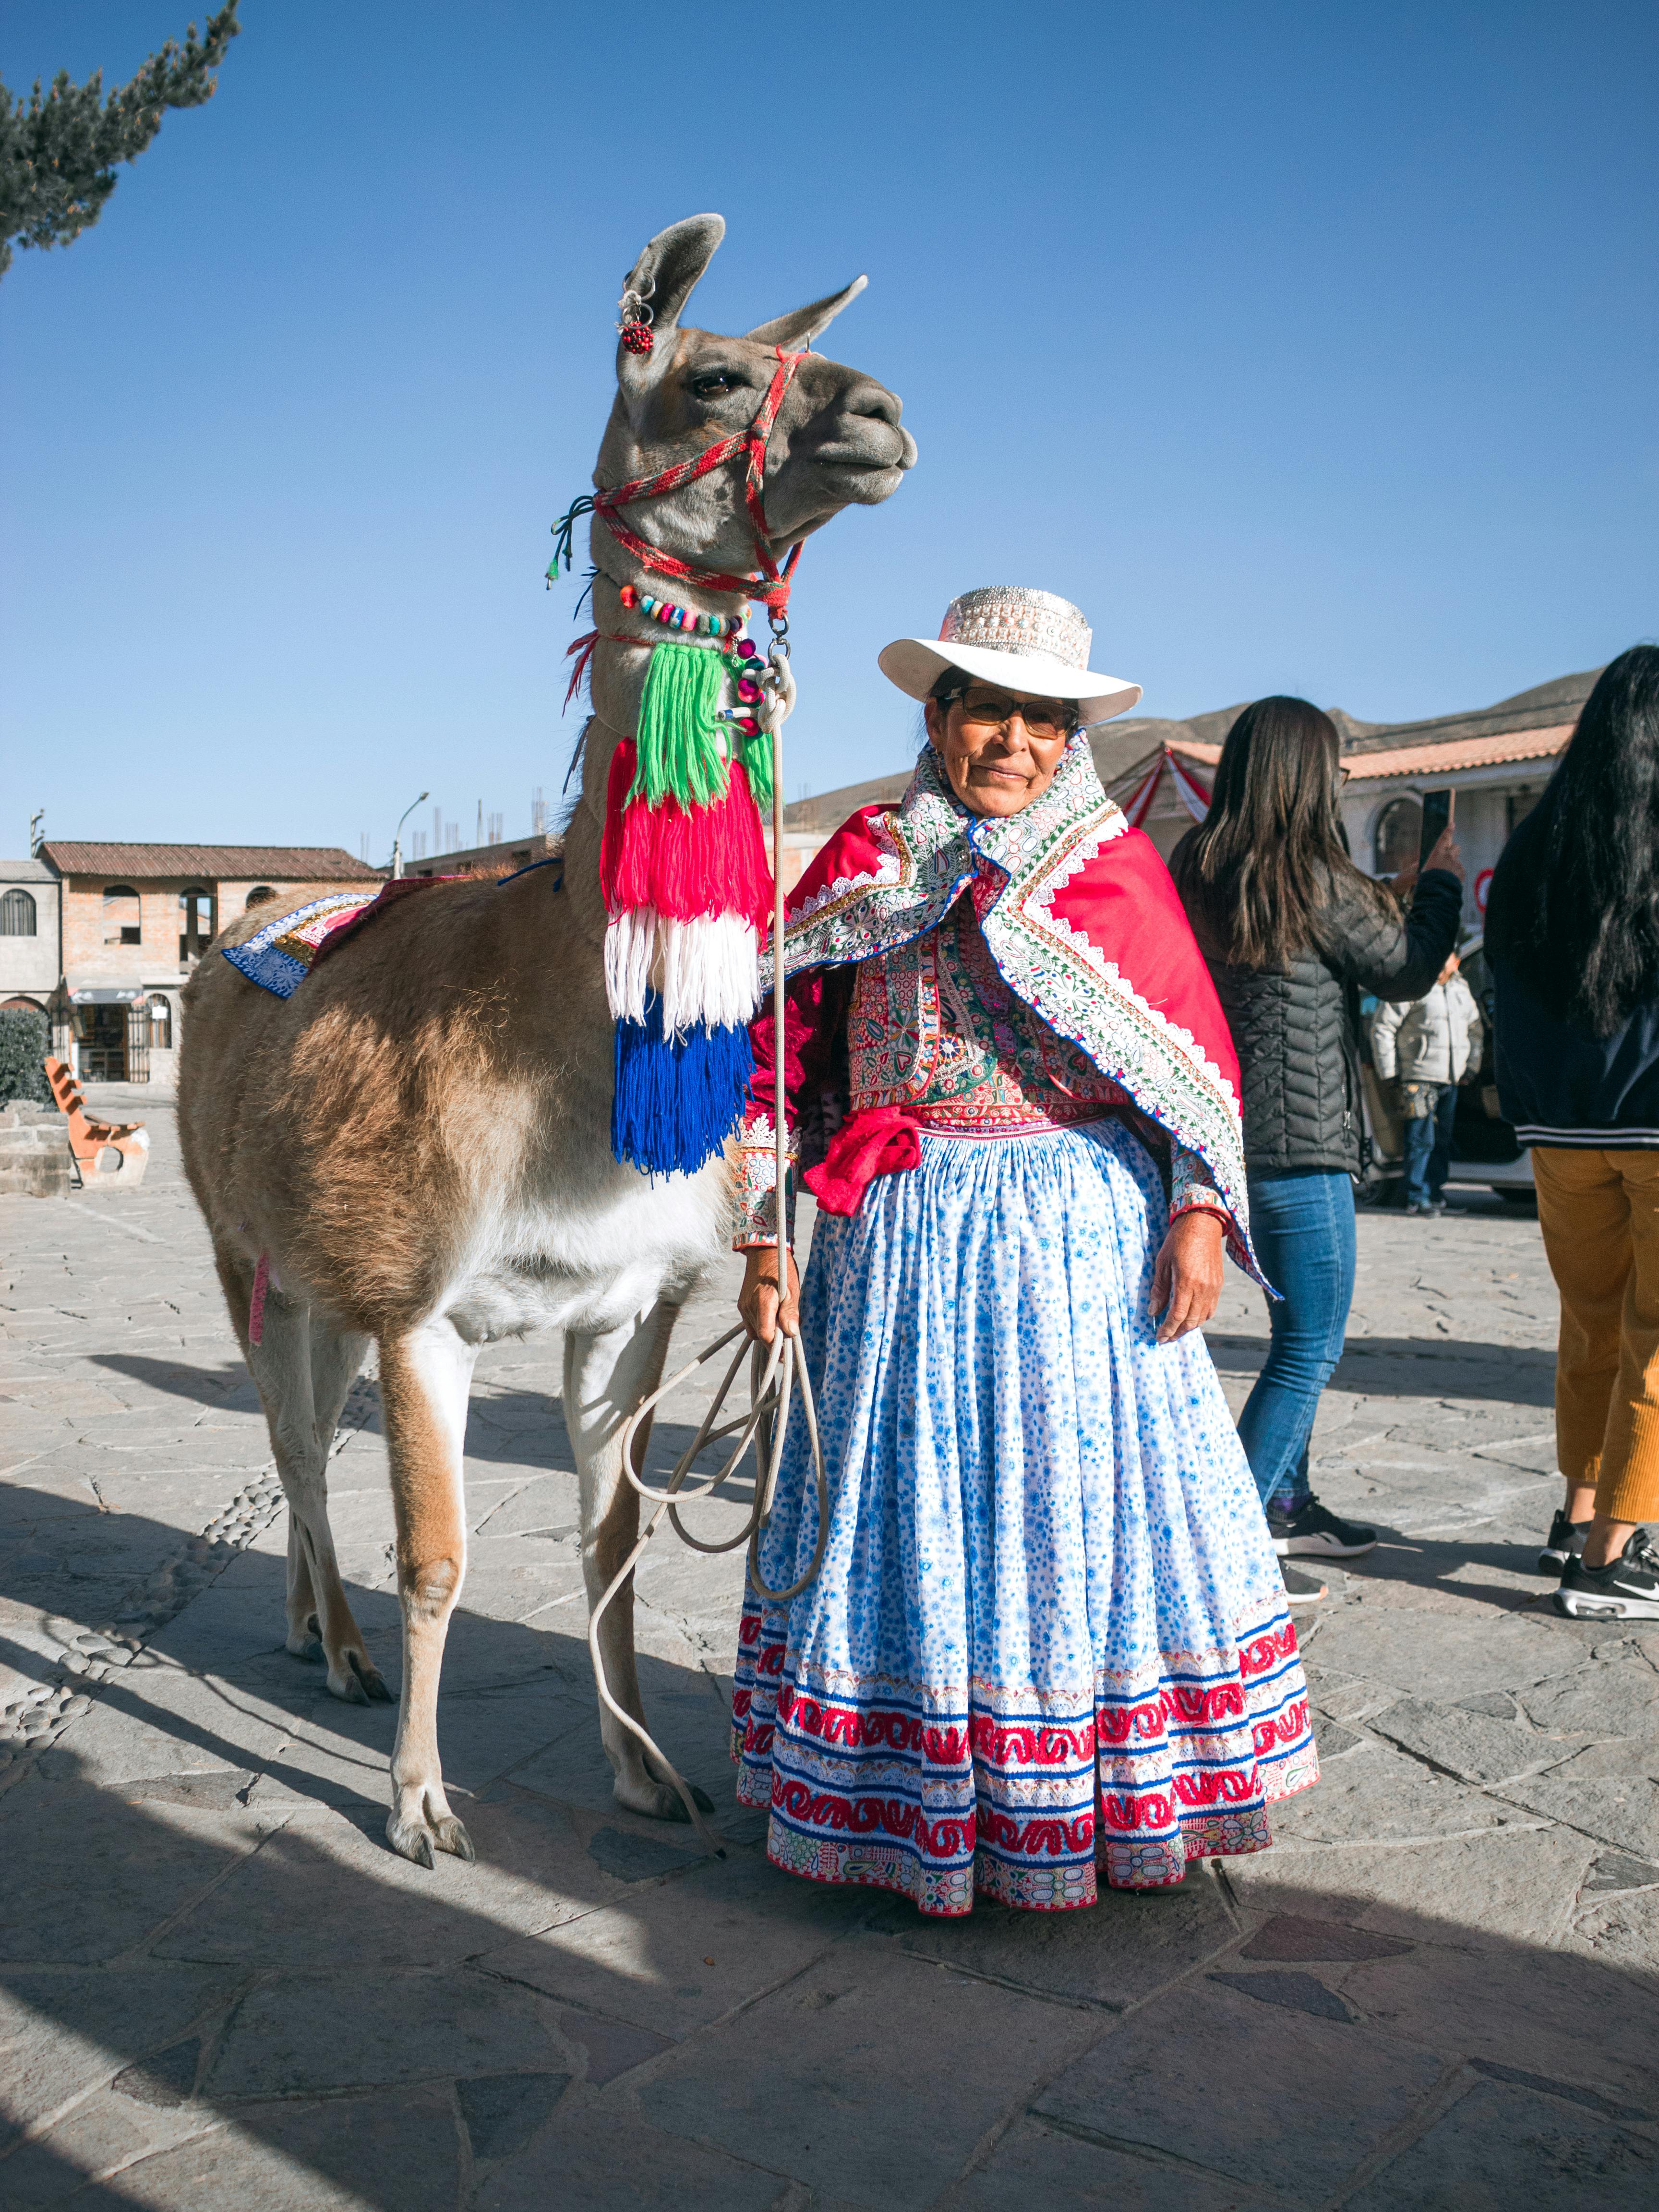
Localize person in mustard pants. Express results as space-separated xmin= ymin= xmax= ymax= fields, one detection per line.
xmin=1486 ymin=644 xmax=1659 ymax=1617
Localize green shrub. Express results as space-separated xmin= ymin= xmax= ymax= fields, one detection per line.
xmin=0 ymin=1007 xmax=53 ymax=1108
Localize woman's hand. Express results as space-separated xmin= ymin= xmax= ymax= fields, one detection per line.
xmin=1387 ymin=827 xmax=1465 ymax=897
xmin=739 ymin=1245 xmax=801 ymax=1343
xmin=1151 ymin=1209 xmax=1226 ymax=1344
xmin=1421 ymin=825 xmax=1465 ymax=882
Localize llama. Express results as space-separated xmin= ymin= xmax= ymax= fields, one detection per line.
xmin=178 ymin=214 xmax=914 ymax=1865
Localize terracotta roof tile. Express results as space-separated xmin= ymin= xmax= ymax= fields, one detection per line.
xmin=39 ymin=842 xmax=383 ymax=882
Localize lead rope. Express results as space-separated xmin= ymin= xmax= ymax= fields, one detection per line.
xmin=586 ymin=633 xmax=829 ymax=1855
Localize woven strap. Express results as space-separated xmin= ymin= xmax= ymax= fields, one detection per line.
xmin=593 ymin=349 xmax=806 ymax=612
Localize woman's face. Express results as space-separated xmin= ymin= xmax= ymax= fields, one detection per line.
xmin=924 ymin=684 xmax=1075 ymax=817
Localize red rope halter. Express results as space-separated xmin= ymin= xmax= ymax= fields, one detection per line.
xmin=553 ymin=347 xmax=808 ymax=617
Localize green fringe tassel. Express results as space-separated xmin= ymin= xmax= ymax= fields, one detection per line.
xmin=742 ymin=728 xmax=775 ymax=811
xmin=631 ymin=641 xmax=730 ymax=809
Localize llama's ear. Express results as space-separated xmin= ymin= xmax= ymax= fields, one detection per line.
xmin=621 ymin=214 xmax=726 ymax=342
xmin=746 ymin=275 xmax=867 ymax=349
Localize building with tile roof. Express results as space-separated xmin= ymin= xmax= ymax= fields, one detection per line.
xmin=34 ymin=842 xmax=384 ymax=1087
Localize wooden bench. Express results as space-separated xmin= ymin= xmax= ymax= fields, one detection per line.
xmin=43 ymin=1057 xmax=150 ymax=1185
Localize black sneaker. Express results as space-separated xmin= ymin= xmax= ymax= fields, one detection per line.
xmin=1267 ymin=1495 xmax=1378 ymax=1559
xmin=1537 ymin=1509 xmax=1591 ymax=1578
xmin=1554 ymin=1529 xmax=1659 ymax=1620
xmin=1280 ymin=1562 xmax=1326 ymax=1607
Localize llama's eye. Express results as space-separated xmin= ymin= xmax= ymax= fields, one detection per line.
xmin=689 ymin=372 xmax=740 ymax=400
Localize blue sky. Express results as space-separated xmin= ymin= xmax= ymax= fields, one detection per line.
xmin=2 ymin=0 xmax=1655 ymax=857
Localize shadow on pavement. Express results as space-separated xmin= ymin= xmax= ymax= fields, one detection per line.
xmin=2 ymin=1490 xmax=1659 ymax=2207
xmin=1206 ymin=1334 xmax=1557 ymax=1407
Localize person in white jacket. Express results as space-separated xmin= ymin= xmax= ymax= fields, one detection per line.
xmin=1370 ymin=951 xmax=1485 ymax=1214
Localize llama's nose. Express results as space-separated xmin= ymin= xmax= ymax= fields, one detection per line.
xmin=842 ymin=378 xmax=903 ymax=430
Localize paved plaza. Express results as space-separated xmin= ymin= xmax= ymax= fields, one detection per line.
xmin=2 ymin=1097 xmax=1657 ymax=2209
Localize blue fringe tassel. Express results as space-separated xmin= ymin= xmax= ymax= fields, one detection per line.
xmin=612 ymin=993 xmax=755 ymax=1176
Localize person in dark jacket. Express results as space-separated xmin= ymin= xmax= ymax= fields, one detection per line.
xmin=1486 ymin=644 xmax=1659 ymax=1620
xmin=1172 ymin=697 xmax=1463 ymax=1587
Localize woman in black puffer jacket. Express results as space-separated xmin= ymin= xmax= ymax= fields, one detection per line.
xmin=1170 ymin=697 xmax=1462 ymax=1579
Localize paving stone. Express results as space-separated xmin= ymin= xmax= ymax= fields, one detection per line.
xmin=1519 ymin=1659 xmax=1659 ymax=1739
xmin=476 ymin=2101 xmax=790 ymax=2212
xmin=1346 ymin=2078 xmax=1659 ymax=2209
xmin=1342 ymin=1940 xmax=1659 ymax=2107
xmin=1571 ymin=1881 xmax=1659 ymax=1970
xmin=1582 ymin=1850 xmax=1659 ymax=1894
xmin=1367 ymin=1695 xmax=1578 ymax=1784
xmin=208 ymin=1965 xmax=565 ymax=2095
xmin=0 ymin=1777 xmax=278 ymax=1965
xmin=893 ymin=1862 xmax=1238 ymax=2010
xmin=481 ymin=1845 xmax=877 ymax=2035
xmin=1033 ymin=1976 xmax=1443 ymax=2201
xmin=0 ymin=1965 xmax=239 ymax=2137
xmin=1238 ymin=1913 xmax=1413 ymax=1962
xmin=1267 ymin=1737 xmax=1512 ymax=1842
xmin=0 ymin=2091 xmax=215 ymax=2208
xmin=1492 ymin=1775 xmax=1659 ymax=1861
xmin=642 ymin=1940 xmax=1095 ymax=2209
xmin=1207 ymin=1968 xmax=1354 ymax=2020
xmin=1227 ymin=1824 xmax=1597 ymax=1948
xmin=941 ymin=2117 xmax=1277 ymax=2211
xmin=457 ymin=2070 xmax=572 ymax=2161
xmin=79 ymin=2082 xmax=460 ymax=2210
xmin=1298 ymin=1606 xmax=1583 ymax=1704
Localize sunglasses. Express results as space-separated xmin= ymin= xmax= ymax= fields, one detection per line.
xmin=941 ymin=687 xmax=1079 ymax=741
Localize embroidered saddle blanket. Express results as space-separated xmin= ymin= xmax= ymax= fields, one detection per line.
xmin=223 ymin=877 xmax=460 ymax=998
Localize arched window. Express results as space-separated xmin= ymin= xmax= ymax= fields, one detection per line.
xmin=103 ymin=885 xmax=142 ymax=946
xmin=1372 ymin=798 xmax=1422 ymax=877
xmin=178 ymin=886 xmax=215 ymax=962
xmin=245 ymin=885 xmax=277 ymax=909
xmin=0 ymin=888 xmax=37 ymax=937
xmin=146 ymin=995 xmax=173 ymax=1050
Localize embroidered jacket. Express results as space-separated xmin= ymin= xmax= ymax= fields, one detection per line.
xmin=732 ymin=739 xmax=1262 ymax=1282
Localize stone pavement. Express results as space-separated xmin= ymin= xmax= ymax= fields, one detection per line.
xmin=2 ymin=1097 xmax=1656 ymax=2209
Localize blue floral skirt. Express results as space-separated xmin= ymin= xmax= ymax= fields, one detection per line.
xmin=731 ymin=1118 xmax=1318 ymax=1916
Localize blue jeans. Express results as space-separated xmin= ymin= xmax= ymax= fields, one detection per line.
xmin=1403 ymin=1083 xmax=1458 ymax=1207
xmin=1236 ymin=1170 xmax=1357 ymax=1511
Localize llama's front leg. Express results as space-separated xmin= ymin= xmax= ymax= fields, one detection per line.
xmin=379 ymin=1318 xmax=478 ymax=1867
xmin=565 ymin=1303 xmax=711 ymax=1823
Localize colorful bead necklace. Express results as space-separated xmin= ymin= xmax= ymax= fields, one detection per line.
xmin=618 ymin=583 xmax=748 ymax=642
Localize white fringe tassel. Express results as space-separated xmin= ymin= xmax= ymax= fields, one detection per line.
xmin=604 ymin=909 xmax=762 ymax=1034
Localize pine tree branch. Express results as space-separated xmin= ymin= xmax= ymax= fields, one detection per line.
xmin=0 ymin=2 xmax=241 ymax=277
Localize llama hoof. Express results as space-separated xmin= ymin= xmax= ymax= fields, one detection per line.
xmin=432 ymin=1815 xmax=475 ymax=1862
xmin=350 ymin=1652 xmax=394 ymax=1702
xmin=386 ymin=1811 xmax=436 ymax=1868
xmin=285 ymin=1631 xmax=323 ymax=1662
xmin=385 ymin=1804 xmax=473 ymax=1868
xmin=328 ymin=1665 xmax=370 ymax=1705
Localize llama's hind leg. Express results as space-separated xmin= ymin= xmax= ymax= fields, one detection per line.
xmin=245 ymin=1286 xmax=382 ymax=1703
xmin=565 ymin=1303 xmax=713 ymax=1824
xmin=379 ymin=1318 xmax=478 ymax=1867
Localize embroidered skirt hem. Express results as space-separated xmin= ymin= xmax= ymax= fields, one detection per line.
xmin=729 ymin=1122 xmax=1318 ymax=1918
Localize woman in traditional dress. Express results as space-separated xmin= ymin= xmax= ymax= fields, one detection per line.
xmin=728 ymin=587 xmax=1317 ymax=1916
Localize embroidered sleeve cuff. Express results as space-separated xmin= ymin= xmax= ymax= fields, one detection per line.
xmin=732 ymin=1113 xmax=798 ymax=1250
xmin=1170 ymin=1143 xmax=1231 ymax=1229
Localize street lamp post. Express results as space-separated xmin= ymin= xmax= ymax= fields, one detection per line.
xmin=391 ymin=792 xmax=430 ymax=881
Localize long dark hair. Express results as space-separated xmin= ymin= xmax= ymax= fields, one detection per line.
xmin=1171 ymin=695 xmax=1387 ymax=969
xmin=1485 ymin=645 xmax=1659 ymax=1034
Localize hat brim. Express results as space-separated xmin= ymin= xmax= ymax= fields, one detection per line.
xmin=878 ymin=638 xmax=1142 ymax=728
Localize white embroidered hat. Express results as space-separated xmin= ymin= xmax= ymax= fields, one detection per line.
xmin=878 ymin=586 xmax=1142 ymax=727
